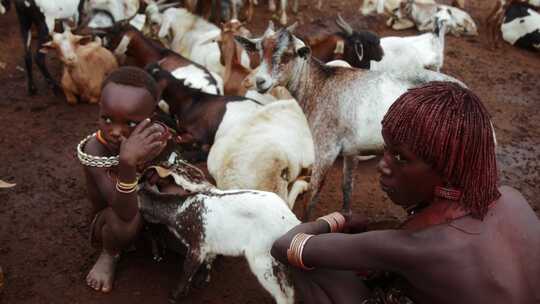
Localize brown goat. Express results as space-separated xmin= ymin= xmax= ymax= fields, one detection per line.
xmin=41 ymin=29 xmax=118 ymax=104
xmin=99 ymin=22 xmax=223 ymax=95
xmin=218 ymin=19 xmax=258 ymax=95
xmin=146 ymin=63 xmax=260 ymax=160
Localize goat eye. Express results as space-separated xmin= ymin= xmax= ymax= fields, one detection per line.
xmin=128 ymin=121 xmax=138 ymax=128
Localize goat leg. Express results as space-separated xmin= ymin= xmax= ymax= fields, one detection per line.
xmin=143 ymin=224 xmax=166 ymax=262
xmin=17 ymin=16 xmax=36 ymax=95
xmin=35 ymin=22 xmax=61 ymax=96
xmin=279 ymin=0 xmax=287 ymax=25
xmin=269 ymin=0 xmax=276 ymax=12
xmin=169 ymin=251 xmax=204 ymax=302
xmin=341 ymin=155 xmax=355 ymax=217
xmin=303 ymin=158 xmax=335 ymax=220
xmin=245 ymin=0 xmax=254 ymax=22
xmin=486 ymin=1 xmax=503 ymax=49
xmin=61 ymin=70 xmax=78 ymax=104
xmin=192 ymin=255 xmax=216 ymax=289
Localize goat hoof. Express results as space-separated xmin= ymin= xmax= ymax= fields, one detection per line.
xmin=51 ymin=85 xmax=63 ymax=97
xmin=28 ymin=86 xmax=37 ymax=96
xmin=168 ymin=290 xmax=189 ymax=304
xmin=192 ymin=268 xmax=210 ymax=289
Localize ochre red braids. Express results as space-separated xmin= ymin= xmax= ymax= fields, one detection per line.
xmin=381 ymin=81 xmax=501 ymax=219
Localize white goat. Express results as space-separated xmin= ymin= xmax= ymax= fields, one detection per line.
xmin=360 ymin=0 xmax=435 ymax=29
xmin=146 ymin=5 xmax=224 ymax=78
xmin=86 ymin=0 xmax=140 ymax=27
xmin=236 ymin=23 xmax=465 ymax=218
xmin=360 ymin=0 xmax=434 ymax=15
xmin=392 ymin=1 xmax=478 ymax=36
xmin=372 ymin=10 xmax=453 ymax=72
xmin=501 ymin=3 xmax=540 ymax=50
xmin=138 ymin=157 xmax=298 ymax=304
xmin=208 ymin=99 xmax=314 ymax=209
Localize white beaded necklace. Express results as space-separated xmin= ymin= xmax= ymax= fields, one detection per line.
xmin=76 ymin=133 xmax=119 ymax=168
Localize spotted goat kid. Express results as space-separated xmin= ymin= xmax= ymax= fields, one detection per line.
xmin=137 ymin=154 xmax=298 ymax=304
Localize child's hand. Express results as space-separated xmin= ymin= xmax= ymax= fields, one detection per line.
xmin=119 ymin=119 xmax=168 ymax=167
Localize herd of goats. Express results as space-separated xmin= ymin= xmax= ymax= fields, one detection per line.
xmin=1 ymin=0 xmax=539 ymax=303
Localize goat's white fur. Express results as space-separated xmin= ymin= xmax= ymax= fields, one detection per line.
xmin=86 ymin=0 xmax=140 ymax=28
xmin=34 ymin=0 xmax=81 ymax=33
xmin=139 ymin=176 xmax=299 ymax=304
xmin=240 ymin=25 xmax=467 ymax=216
xmin=393 ymin=2 xmax=478 ymax=36
xmin=208 ymin=99 xmax=314 ymax=208
xmin=501 ymin=8 xmax=540 ymax=49
xmin=360 ymin=0 xmax=435 ymax=15
xmin=148 ymin=7 xmax=225 ymax=78
xmin=372 ymin=10 xmax=454 ymax=72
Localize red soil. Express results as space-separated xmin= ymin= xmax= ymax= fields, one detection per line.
xmin=0 ymin=0 xmax=538 ymax=303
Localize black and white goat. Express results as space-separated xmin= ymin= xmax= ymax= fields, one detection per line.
xmin=138 ymin=155 xmax=298 ymax=303
xmin=12 ymin=0 xmax=86 ymax=95
xmin=501 ymin=2 xmax=540 ymax=50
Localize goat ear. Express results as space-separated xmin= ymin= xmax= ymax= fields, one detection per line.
xmin=75 ymin=35 xmax=93 ymax=45
xmin=286 ymin=22 xmax=298 ymax=33
xmin=39 ymin=41 xmax=55 ymax=54
xmin=234 ymin=36 xmax=258 ymax=52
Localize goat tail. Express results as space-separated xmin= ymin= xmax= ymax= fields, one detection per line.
xmin=286 ymin=179 xmax=309 ymax=209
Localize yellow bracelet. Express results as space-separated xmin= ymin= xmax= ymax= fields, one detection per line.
xmin=117 ymin=178 xmax=138 ymax=189
xmin=116 ymin=180 xmax=137 ymax=194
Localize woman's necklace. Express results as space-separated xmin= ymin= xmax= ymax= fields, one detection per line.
xmin=77 ymin=132 xmax=119 ymax=168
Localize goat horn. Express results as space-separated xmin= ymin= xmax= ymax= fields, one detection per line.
xmin=286 ymin=22 xmax=298 ymax=33
xmin=158 ymin=2 xmax=180 ymax=11
xmin=336 ymin=14 xmax=353 ymax=36
xmin=264 ymin=21 xmax=275 ymax=36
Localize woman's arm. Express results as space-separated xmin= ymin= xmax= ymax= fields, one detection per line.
xmin=272 ymin=221 xmax=430 ymax=274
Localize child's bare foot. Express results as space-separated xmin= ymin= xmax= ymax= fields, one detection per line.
xmin=86 ymin=251 xmax=118 ymax=292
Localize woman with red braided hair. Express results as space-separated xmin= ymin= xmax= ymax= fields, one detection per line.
xmin=271 ymin=81 xmax=540 ymax=304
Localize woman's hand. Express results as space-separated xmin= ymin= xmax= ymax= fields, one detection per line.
xmin=119 ymin=119 xmax=169 ymax=167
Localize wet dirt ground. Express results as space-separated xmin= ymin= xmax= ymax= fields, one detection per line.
xmin=0 ymin=0 xmax=538 ymax=303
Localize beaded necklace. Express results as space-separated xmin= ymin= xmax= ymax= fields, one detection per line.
xmin=76 ymin=132 xmax=119 ymax=168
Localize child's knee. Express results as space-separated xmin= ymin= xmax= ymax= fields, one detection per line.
xmin=105 ymin=211 xmax=142 ymax=244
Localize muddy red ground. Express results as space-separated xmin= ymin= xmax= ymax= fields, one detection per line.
xmin=0 ymin=1 xmax=538 ymax=303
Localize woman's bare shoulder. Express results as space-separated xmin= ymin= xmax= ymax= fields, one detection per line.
xmin=498 ymin=185 xmax=529 ymax=206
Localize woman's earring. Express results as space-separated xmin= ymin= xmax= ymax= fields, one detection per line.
xmin=434 ymin=185 xmax=462 ymax=201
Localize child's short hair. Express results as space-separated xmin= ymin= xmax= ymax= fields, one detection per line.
xmin=102 ymin=66 xmax=160 ymax=102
